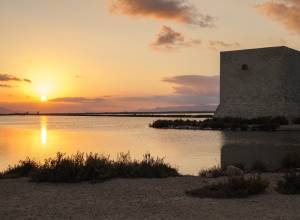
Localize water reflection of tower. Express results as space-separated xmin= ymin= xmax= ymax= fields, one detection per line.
xmin=40 ymin=116 xmax=48 ymax=145
xmin=220 ymin=132 xmax=300 ymax=171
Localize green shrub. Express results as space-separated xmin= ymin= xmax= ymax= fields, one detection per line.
xmin=277 ymin=172 xmax=300 ymax=194
xmin=0 ymin=158 xmax=38 ymax=178
xmin=199 ymin=166 xmax=224 ymax=178
xmin=2 ymin=152 xmax=179 ymax=183
xmin=186 ymin=175 xmax=269 ymax=199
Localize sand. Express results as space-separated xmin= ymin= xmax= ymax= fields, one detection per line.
xmin=0 ymin=174 xmax=300 ymax=220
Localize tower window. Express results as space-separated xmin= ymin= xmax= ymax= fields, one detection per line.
xmin=241 ymin=64 xmax=249 ymax=70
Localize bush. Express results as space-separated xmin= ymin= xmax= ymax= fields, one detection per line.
xmin=293 ymin=118 xmax=300 ymax=125
xmin=113 ymin=152 xmax=179 ymax=179
xmin=186 ymin=175 xmax=269 ymax=199
xmin=277 ymin=172 xmax=300 ymax=194
xmin=271 ymin=116 xmax=289 ymax=125
xmin=150 ymin=119 xmax=201 ymax=129
xmin=251 ymin=123 xmax=280 ymax=131
xmin=0 ymin=158 xmax=38 ymax=178
xmin=251 ymin=161 xmax=267 ymax=173
xmin=281 ymin=154 xmax=300 ymax=170
xmin=199 ymin=166 xmax=224 ymax=178
xmin=2 ymin=152 xmax=179 ymax=183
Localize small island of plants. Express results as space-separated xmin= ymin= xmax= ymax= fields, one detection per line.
xmin=150 ymin=116 xmax=292 ymax=131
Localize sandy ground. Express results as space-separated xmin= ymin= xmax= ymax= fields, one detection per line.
xmin=1 ymin=174 xmax=300 ymax=220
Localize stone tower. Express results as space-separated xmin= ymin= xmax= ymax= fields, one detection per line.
xmin=215 ymin=46 xmax=300 ymax=119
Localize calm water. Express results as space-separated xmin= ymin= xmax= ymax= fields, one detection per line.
xmin=0 ymin=116 xmax=300 ymax=175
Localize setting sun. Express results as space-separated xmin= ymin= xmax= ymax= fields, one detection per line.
xmin=40 ymin=96 xmax=48 ymax=102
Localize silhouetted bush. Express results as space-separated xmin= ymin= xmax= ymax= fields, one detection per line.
xmin=271 ymin=116 xmax=289 ymax=125
xmin=199 ymin=166 xmax=225 ymax=178
xmin=281 ymin=154 xmax=300 ymax=170
xmin=0 ymin=158 xmax=38 ymax=178
xmin=186 ymin=175 xmax=269 ymax=199
xmin=293 ymin=118 xmax=300 ymax=125
xmin=149 ymin=119 xmax=201 ymax=129
xmin=230 ymin=163 xmax=246 ymax=171
xmin=251 ymin=123 xmax=280 ymax=131
xmin=1 ymin=152 xmax=179 ymax=183
xmin=150 ymin=116 xmax=286 ymax=131
xmin=277 ymin=172 xmax=300 ymax=194
xmin=251 ymin=161 xmax=267 ymax=173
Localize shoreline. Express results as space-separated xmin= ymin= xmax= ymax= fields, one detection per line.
xmin=0 ymin=112 xmax=213 ymax=118
xmin=1 ymin=173 xmax=299 ymax=219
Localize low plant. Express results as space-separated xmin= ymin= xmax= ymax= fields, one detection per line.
xmin=271 ymin=116 xmax=289 ymax=125
xmin=186 ymin=175 xmax=269 ymax=199
xmin=1 ymin=152 xmax=179 ymax=183
xmin=199 ymin=166 xmax=224 ymax=178
xmin=0 ymin=158 xmax=38 ymax=178
xmin=251 ymin=161 xmax=267 ymax=173
xmin=277 ymin=172 xmax=300 ymax=194
xmin=293 ymin=118 xmax=300 ymax=125
xmin=281 ymin=154 xmax=300 ymax=170
xmin=251 ymin=123 xmax=280 ymax=131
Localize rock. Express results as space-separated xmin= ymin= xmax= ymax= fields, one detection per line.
xmin=225 ymin=165 xmax=244 ymax=177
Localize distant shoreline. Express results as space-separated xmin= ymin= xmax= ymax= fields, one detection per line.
xmin=0 ymin=112 xmax=214 ymax=118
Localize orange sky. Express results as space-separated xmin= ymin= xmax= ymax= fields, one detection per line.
xmin=0 ymin=0 xmax=300 ymax=112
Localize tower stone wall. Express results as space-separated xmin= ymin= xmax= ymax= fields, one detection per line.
xmin=215 ymin=46 xmax=300 ymax=119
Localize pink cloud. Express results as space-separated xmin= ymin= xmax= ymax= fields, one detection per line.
xmin=256 ymin=0 xmax=300 ymax=33
xmin=109 ymin=0 xmax=214 ymax=27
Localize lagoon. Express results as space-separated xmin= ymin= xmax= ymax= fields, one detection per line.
xmin=0 ymin=116 xmax=300 ymax=175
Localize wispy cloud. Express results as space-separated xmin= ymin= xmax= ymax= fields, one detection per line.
xmin=0 ymin=74 xmax=31 ymax=83
xmin=163 ymin=75 xmax=219 ymax=96
xmin=50 ymin=97 xmax=105 ymax=103
xmin=0 ymin=84 xmax=12 ymax=88
xmin=256 ymin=0 xmax=300 ymax=33
xmin=150 ymin=26 xmax=201 ymax=50
xmin=3 ymin=74 xmax=220 ymax=112
xmin=109 ymin=0 xmax=215 ymax=27
xmin=209 ymin=40 xmax=240 ymax=50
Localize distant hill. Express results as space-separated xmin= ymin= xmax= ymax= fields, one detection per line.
xmin=137 ymin=105 xmax=217 ymax=113
xmin=0 ymin=107 xmax=13 ymax=114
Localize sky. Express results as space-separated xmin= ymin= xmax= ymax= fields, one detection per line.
xmin=0 ymin=0 xmax=300 ymax=113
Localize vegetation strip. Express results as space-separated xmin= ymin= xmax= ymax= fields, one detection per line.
xmin=150 ymin=116 xmax=290 ymax=131
xmin=0 ymin=152 xmax=179 ymax=183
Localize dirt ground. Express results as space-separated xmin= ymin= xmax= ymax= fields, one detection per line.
xmin=1 ymin=174 xmax=300 ymax=220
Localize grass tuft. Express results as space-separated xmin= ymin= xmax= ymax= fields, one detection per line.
xmin=199 ymin=166 xmax=224 ymax=178
xmin=251 ymin=161 xmax=267 ymax=173
xmin=186 ymin=175 xmax=269 ymax=199
xmin=0 ymin=158 xmax=38 ymax=179
xmin=281 ymin=154 xmax=300 ymax=170
xmin=277 ymin=172 xmax=300 ymax=194
xmin=1 ymin=152 xmax=179 ymax=183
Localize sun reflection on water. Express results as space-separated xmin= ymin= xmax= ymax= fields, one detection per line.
xmin=40 ymin=116 xmax=48 ymax=145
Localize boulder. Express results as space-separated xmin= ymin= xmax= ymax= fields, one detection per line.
xmin=225 ymin=165 xmax=244 ymax=177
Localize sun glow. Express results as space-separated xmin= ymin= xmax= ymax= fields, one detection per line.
xmin=40 ymin=95 xmax=48 ymax=102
